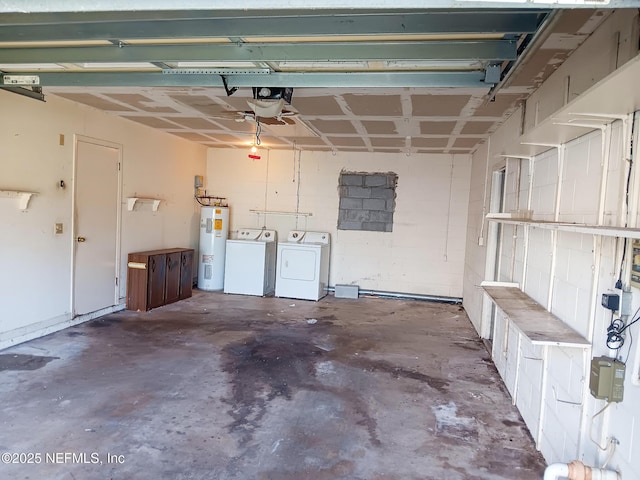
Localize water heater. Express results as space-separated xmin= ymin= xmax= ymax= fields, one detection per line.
xmin=198 ymin=206 xmax=229 ymax=291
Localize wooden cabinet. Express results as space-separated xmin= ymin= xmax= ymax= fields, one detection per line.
xmin=126 ymin=248 xmax=194 ymax=311
xmin=179 ymin=249 xmax=194 ymax=300
xmin=164 ymin=251 xmax=182 ymax=305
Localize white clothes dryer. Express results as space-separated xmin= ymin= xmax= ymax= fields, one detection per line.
xmin=275 ymin=231 xmax=330 ymax=301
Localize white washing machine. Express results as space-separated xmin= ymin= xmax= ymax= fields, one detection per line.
xmin=224 ymin=229 xmax=277 ymax=296
xmin=275 ymin=231 xmax=330 ymax=301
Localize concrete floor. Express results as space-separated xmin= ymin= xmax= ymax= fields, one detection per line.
xmin=0 ymin=291 xmax=546 ymax=480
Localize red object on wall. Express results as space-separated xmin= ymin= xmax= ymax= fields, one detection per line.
xmin=248 ymin=154 xmax=261 ymax=160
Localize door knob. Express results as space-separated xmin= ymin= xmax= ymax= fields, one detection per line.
xmin=77 ymin=236 xmax=86 ymax=243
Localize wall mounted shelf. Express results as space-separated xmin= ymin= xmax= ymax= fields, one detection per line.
xmin=482 ymin=282 xmax=590 ymax=449
xmin=0 ymin=190 xmax=37 ymax=210
xmin=127 ymin=197 xmax=162 ymax=212
xmin=482 ymin=282 xmax=590 ymax=348
xmin=486 ymin=215 xmax=640 ymax=240
xmin=502 ymin=54 xmax=640 ymax=158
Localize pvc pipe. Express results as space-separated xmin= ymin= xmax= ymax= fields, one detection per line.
xmin=326 ymin=287 xmax=462 ymax=305
xmin=544 ymin=463 xmax=569 ymax=480
xmin=544 ymin=461 xmax=620 ymax=480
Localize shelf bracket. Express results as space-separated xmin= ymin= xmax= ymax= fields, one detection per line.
xmin=0 ymin=190 xmax=37 ymax=210
xmin=498 ymin=154 xmax=533 ymax=160
xmin=127 ymin=197 xmax=162 ymax=212
xmin=567 ymin=112 xmax=629 ymax=122
xmin=521 ymin=142 xmax=562 ymax=149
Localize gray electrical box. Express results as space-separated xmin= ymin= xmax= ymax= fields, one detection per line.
xmin=589 ymin=356 xmax=625 ymax=402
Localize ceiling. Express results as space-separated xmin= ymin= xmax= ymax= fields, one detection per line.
xmin=0 ymin=6 xmax=614 ymax=154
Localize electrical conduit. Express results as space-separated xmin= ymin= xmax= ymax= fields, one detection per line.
xmin=544 ymin=460 xmax=620 ymax=480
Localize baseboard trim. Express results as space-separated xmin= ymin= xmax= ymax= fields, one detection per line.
xmin=0 ymin=303 xmax=126 ymax=351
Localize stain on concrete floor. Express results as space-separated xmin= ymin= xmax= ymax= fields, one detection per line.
xmin=0 ymin=291 xmax=546 ymax=479
xmin=0 ymin=353 xmax=58 ymax=371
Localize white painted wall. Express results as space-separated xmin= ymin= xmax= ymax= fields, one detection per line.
xmin=0 ymin=90 xmax=206 ymax=347
xmin=463 ymin=9 xmax=640 ymax=476
xmin=206 ymin=148 xmax=471 ymax=297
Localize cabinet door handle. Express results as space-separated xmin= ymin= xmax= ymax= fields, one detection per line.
xmin=76 ymin=236 xmax=86 ymax=243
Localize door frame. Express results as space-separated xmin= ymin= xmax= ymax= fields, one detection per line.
xmin=70 ymin=134 xmax=123 ymax=316
xmin=480 ymin=166 xmax=507 ymax=339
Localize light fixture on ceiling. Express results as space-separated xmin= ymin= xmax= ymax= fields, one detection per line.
xmin=248 ymin=118 xmax=262 ymax=160
xmin=246 ymin=98 xmax=285 ymax=118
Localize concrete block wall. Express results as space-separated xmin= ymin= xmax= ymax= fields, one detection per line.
xmin=498 ymin=224 xmax=514 ymax=282
xmin=551 ymin=232 xmax=594 ymax=338
xmin=491 ymin=308 xmax=510 ymax=386
xmin=466 ymin=112 xmax=640 ymax=475
xmin=513 ymin=225 xmax=526 ymax=288
xmin=515 ymin=339 xmax=544 ymax=435
xmin=338 ymin=172 xmax=397 ymax=232
xmin=539 ymin=347 xmax=586 ymax=461
xmin=463 ymin=10 xmax=640 ymax=476
xmin=207 ymin=149 xmax=470 ymax=297
xmin=559 ymin=133 xmax=602 ymax=224
xmin=491 ymin=310 xmax=520 ymax=398
xmin=523 ymin=228 xmax=553 ymax=307
xmin=531 ymin=149 xmax=559 ymax=222
xmin=604 ymin=124 xmax=625 ymax=228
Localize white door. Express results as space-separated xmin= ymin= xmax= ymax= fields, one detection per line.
xmin=74 ymin=138 xmax=121 ymax=315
